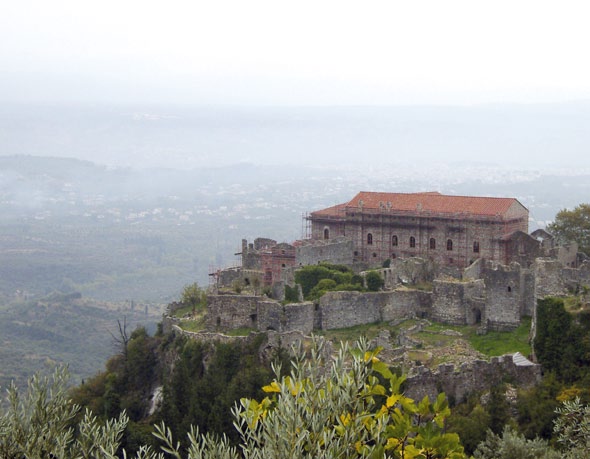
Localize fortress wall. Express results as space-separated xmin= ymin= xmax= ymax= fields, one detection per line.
xmin=206 ymin=295 xmax=277 ymax=331
xmin=319 ymin=291 xmax=386 ymax=329
xmin=482 ymin=264 xmax=522 ymax=330
xmin=257 ymin=301 xmax=283 ymax=332
xmin=295 ymin=238 xmax=354 ymax=266
xmin=381 ymin=289 xmax=432 ymax=322
xmin=405 ymin=354 xmax=541 ymax=404
xmin=283 ymin=302 xmax=316 ymax=334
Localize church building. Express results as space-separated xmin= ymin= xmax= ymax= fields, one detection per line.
xmin=309 ymin=191 xmax=530 ymax=268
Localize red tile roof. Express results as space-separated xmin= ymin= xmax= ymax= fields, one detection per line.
xmin=312 ymin=192 xmax=526 ymax=219
xmin=311 ymin=202 xmax=347 ymax=218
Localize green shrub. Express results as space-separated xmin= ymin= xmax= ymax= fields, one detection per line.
xmin=366 ymin=270 xmax=384 ymax=291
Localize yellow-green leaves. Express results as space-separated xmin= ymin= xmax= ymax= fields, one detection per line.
xmin=232 ymin=338 xmax=466 ymax=458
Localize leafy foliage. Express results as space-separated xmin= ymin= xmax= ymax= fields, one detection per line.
xmin=554 ymin=397 xmax=590 ymax=456
xmin=547 ymin=203 xmax=590 ymax=255
xmin=534 ymin=297 xmax=590 ymax=383
xmin=284 ymin=284 xmax=300 ymax=303
xmin=472 ymin=426 xmax=559 ymax=459
xmin=180 ymin=282 xmax=207 ymax=314
xmin=230 ymin=338 xmax=466 ymax=458
xmin=366 ymin=270 xmax=384 ymax=291
xmin=158 ymin=336 xmax=274 ymax=446
xmin=0 ymin=366 xmax=136 ymax=458
xmin=13 ymin=338 xmax=590 ymax=459
xmin=2 ymin=340 xmax=469 ymax=459
xmin=294 ymin=263 xmax=364 ymax=300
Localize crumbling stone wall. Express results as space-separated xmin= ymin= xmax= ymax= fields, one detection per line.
xmin=405 ymin=354 xmax=541 ymax=404
xmin=206 ymin=295 xmax=274 ymax=331
xmin=534 ymin=258 xmax=568 ymax=298
xmin=481 ymin=262 xmax=524 ymax=331
xmin=319 ymin=289 xmax=431 ymax=329
xmin=502 ymin=231 xmax=543 ymax=268
xmin=320 ymin=291 xmax=384 ymax=329
xmin=381 ymin=289 xmax=432 ymax=321
xmin=431 ymin=279 xmax=485 ymax=326
xmin=206 ymin=294 xmax=316 ymax=334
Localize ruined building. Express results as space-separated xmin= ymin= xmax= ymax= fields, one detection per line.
xmin=208 ymin=190 xmax=583 ymax=333
xmin=309 ymin=191 xmax=531 ymax=269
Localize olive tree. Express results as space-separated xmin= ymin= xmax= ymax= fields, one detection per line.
xmin=2 ymin=340 xmax=466 ymax=459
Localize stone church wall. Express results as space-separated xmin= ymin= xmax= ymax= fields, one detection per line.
xmin=295 ymin=237 xmax=354 ymax=267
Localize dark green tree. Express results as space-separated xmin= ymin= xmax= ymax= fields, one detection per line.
xmin=547 ymin=203 xmax=590 ymax=255
xmin=487 ymin=384 xmax=510 ymax=435
xmin=535 ymin=297 xmax=583 ymax=383
xmin=180 ymin=282 xmax=207 ymax=314
xmin=366 ymin=270 xmax=384 ymax=291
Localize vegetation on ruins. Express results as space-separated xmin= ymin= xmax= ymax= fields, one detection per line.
xmin=547 ymin=203 xmax=590 ymax=255
xmin=180 ymin=283 xmax=207 ymax=315
xmin=293 ymin=263 xmax=378 ymax=301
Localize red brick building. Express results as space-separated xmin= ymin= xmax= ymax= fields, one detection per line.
xmin=309 ymin=191 xmax=529 ymax=268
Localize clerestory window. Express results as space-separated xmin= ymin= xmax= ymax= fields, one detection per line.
xmin=447 ymin=239 xmax=453 ymax=251
xmin=410 ymin=236 xmax=416 ymax=248
xmin=430 ymin=238 xmax=436 ymax=250
xmin=367 ymin=233 xmax=373 ymax=245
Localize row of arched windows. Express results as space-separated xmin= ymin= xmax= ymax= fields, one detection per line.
xmin=366 ymin=233 xmax=480 ymax=253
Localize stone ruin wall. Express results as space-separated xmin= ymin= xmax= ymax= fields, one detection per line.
xmin=480 ymin=263 xmax=526 ymax=331
xmin=431 ymin=279 xmax=486 ymax=326
xmin=404 ymin=355 xmax=542 ymax=404
xmin=319 ymin=291 xmax=386 ymax=329
xmin=206 ymin=294 xmax=316 ymax=335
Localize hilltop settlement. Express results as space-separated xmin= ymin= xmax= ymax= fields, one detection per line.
xmin=166 ymin=191 xmax=590 ymax=401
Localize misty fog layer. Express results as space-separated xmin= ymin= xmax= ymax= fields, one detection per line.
xmin=1 ymin=102 xmax=589 ymax=170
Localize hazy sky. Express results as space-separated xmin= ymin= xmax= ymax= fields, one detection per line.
xmin=2 ymin=1 xmax=590 ymax=105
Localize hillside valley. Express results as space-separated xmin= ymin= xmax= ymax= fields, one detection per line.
xmin=1 ymin=153 xmax=589 ymax=390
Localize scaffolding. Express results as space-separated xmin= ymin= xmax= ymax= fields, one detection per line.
xmin=301 ymin=212 xmax=311 ymax=240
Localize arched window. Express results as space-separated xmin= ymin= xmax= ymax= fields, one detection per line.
xmin=323 ymin=228 xmax=330 ymax=240
xmin=410 ymin=236 xmax=416 ymax=248
xmin=367 ymin=233 xmax=373 ymax=245
xmin=430 ymin=238 xmax=436 ymax=250
xmin=392 ymin=235 xmax=398 ymax=246
xmin=447 ymin=239 xmax=453 ymax=251
xmin=473 ymin=241 xmax=480 ymax=253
